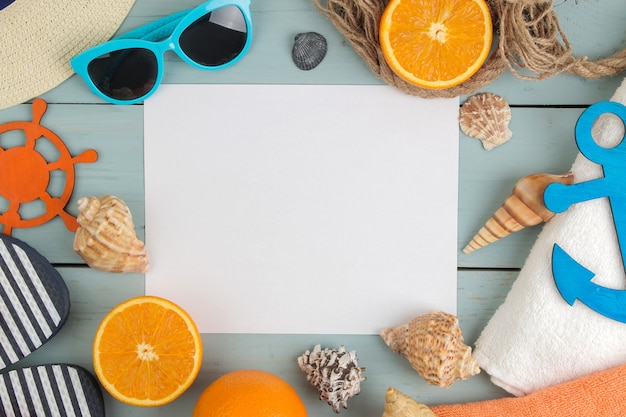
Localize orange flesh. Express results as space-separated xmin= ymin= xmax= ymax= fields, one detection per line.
xmin=93 ymin=296 xmax=202 ymax=406
xmin=380 ymin=0 xmax=492 ymax=89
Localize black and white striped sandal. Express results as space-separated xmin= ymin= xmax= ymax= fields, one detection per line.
xmin=0 ymin=234 xmax=70 ymax=370
xmin=0 ymin=364 xmax=104 ymax=417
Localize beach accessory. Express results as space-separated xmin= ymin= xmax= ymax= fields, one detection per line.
xmin=0 ymin=233 xmax=70 ymax=371
xmin=0 ymin=364 xmax=105 ymax=417
xmin=0 ymin=0 xmax=135 ymax=110
xmin=473 ymin=76 xmax=626 ymax=396
xmin=71 ymin=0 xmax=253 ymax=105
xmin=383 ymin=361 xmax=626 ymax=417
xmin=0 ymin=99 xmax=98 ymax=235
xmin=545 ymin=101 xmax=626 ymax=324
xmin=314 ymin=0 xmax=626 ymax=98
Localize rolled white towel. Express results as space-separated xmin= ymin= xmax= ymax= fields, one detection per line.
xmin=474 ymin=76 xmax=626 ymax=396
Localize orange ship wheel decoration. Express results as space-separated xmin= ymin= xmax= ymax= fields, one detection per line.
xmin=0 ymin=98 xmax=98 ymax=235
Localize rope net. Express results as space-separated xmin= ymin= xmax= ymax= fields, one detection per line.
xmin=313 ymin=0 xmax=626 ymax=98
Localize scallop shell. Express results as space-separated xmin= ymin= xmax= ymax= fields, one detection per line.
xmin=463 ymin=171 xmax=574 ymax=254
xmin=292 ymin=32 xmax=328 ymax=70
xmin=298 ymin=344 xmax=366 ymax=413
xmin=73 ymin=195 xmax=148 ymax=273
xmin=380 ymin=311 xmax=479 ymax=388
xmin=382 ymin=388 xmax=436 ymax=417
xmin=459 ymin=92 xmax=513 ymax=150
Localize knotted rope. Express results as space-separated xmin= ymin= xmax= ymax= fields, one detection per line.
xmin=313 ymin=0 xmax=626 ymax=98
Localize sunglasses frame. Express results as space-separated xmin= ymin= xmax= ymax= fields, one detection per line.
xmin=71 ymin=0 xmax=253 ymax=105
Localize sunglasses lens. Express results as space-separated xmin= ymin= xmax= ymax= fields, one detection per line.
xmin=87 ymin=48 xmax=158 ymax=101
xmin=179 ymin=5 xmax=248 ymax=67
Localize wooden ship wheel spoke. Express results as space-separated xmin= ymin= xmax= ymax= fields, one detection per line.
xmin=0 ymin=99 xmax=98 ymax=235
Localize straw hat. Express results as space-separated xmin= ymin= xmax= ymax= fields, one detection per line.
xmin=0 ymin=0 xmax=136 ymax=110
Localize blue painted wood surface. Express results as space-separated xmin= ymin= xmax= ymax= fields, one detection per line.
xmin=1 ymin=0 xmax=625 ymax=416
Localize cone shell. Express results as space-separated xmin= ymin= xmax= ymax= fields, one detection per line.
xmin=73 ymin=195 xmax=148 ymax=273
xmin=459 ymin=92 xmax=512 ymax=150
xmin=463 ymin=171 xmax=574 ymax=254
xmin=380 ymin=311 xmax=479 ymax=388
xmin=382 ymin=387 xmax=436 ymax=417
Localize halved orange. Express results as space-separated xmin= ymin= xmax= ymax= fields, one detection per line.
xmin=379 ymin=0 xmax=493 ymax=89
xmin=93 ymin=295 xmax=202 ymax=406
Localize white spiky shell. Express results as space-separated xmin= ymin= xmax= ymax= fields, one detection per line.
xmin=73 ymin=195 xmax=148 ymax=273
xmin=298 ymin=344 xmax=366 ymax=413
xmin=459 ymin=92 xmax=512 ymax=150
xmin=380 ymin=311 xmax=479 ymax=388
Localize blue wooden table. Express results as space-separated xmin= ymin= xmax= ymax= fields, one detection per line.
xmin=1 ymin=0 xmax=625 ymax=415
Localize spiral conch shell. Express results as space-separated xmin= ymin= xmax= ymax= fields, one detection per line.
xmin=73 ymin=195 xmax=148 ymax=273
xmin=463 ymin=171 xmax=574 ymax=254
xmin=380 ymin=311 xmax=479 ymax=388
xmin=459 ymin=92 xmax=512 ymax=150
xmin=382 ymin=387 xmax=436 ymax=417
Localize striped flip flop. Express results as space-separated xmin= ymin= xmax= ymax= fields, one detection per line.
xmin=0 ymin=364 xmax=104 ymax=417
xmin=0 ymin=234 xmax=70 ymax=370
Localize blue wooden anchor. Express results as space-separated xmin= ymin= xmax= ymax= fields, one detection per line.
xmin=544 ymin=101 xmax=626 ymax=323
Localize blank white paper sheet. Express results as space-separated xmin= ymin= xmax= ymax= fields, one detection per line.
xmin=144 ymin=84 xmax=458 ymax=334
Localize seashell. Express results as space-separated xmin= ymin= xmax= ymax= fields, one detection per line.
xmin=382 ymin=387 xmax=436 ymax=417
xmin=292 ymin=32 xmax=328 ymax=70
xmin=463 ymin=171 xmax=574 ymax=254
xmin=73 ymin=195 xmax=148 ymax=273
xmin=380 ymin=311 xmax=479 ymax=388
xmin=459 ymin=92 xmax=513 ymax=150
xmin=297 ymin=344 xmax=366 ymax=413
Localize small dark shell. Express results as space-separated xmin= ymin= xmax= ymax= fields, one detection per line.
xmin=292 ymin=32 xmax=328 ymax=71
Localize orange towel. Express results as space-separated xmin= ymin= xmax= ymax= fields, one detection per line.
xmin=429 ymin=363 xmax=626 ymax=417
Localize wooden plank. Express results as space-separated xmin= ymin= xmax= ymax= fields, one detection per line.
xmin=0 ymin=103 xmax=587 ymax=267
xmin=1 ymin=0 xmax=624 ymax=415
xmin=0 ymin=103 xmax=143 ymax=263
xmin=459 ymin=107 xmax=583 ymax=268
xmin=36 ymin=0 xmax=626 ymax=106
xmin=9 ymin=268 xmax=514 ymax=416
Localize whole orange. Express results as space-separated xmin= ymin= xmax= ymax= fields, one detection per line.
xmin=192 ymin=369 xmax=307 ymax=417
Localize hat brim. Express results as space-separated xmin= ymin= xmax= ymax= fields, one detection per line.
xmin=0 ymin=0 xmax=136 ymax=110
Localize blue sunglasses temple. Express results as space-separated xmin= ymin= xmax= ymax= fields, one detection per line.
xmin=116 ymin=9 xmax=190 ymax=42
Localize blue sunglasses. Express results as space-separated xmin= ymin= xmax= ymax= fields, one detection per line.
xmin=71 ymin=0 xmax=252 ymax=105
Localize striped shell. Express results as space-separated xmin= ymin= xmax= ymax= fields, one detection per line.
xmin=459 ymin=93 xmax=512 ymax=150
xmin=292 ymin=32 xmax=328 ymax=70
xmin=73 ymin=195 xmax=148 ymax=273
xmin=380 ymin=311 xmax=479 ymax=388
xmin=463 ymin=172 xmax=574 ymax=253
